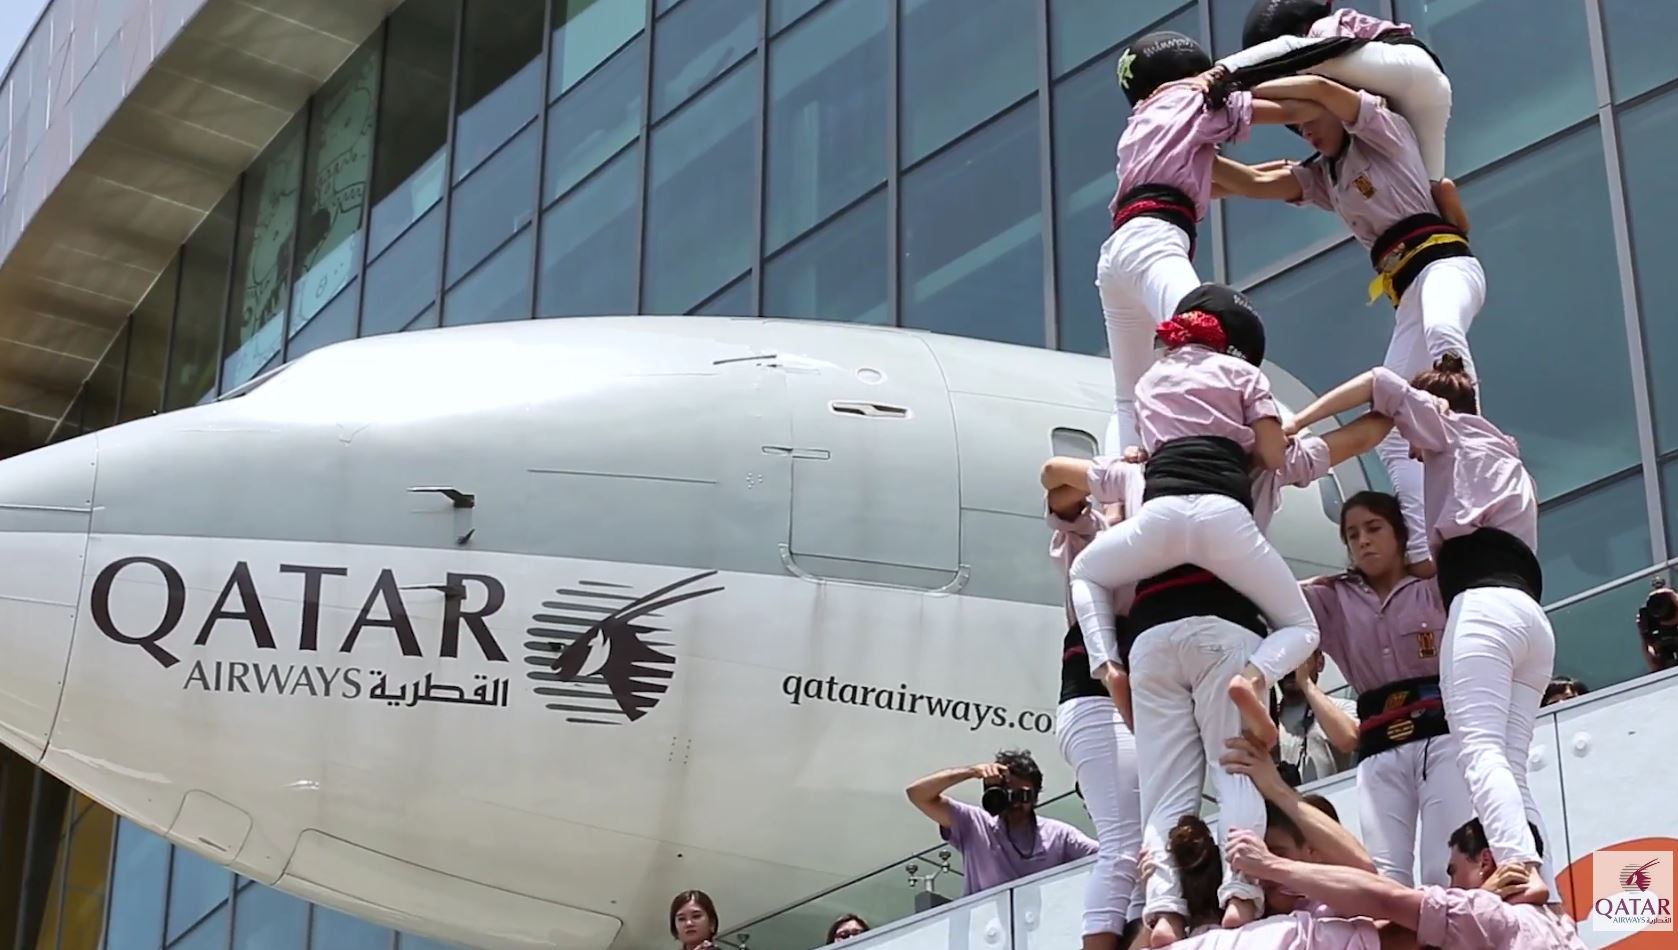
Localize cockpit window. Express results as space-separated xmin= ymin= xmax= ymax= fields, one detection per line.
xmin=216 ymin=363 xmax=292 ymax=401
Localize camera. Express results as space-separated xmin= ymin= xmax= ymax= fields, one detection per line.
xmin=981 ymin=783 xmax=1038 ymax=816
xmin=1637 ymin=579 xmax=1678 ymax=670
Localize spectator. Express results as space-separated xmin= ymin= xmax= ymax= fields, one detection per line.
xmin=1541 ymin=676 xmax=1587 ymax=707
xmin=1271 ymin=651 xmax=1360 ymax=787
xmin=826 ymin=914 xmax=868 ymax=943
xmin=669 ymin=890 xmax=720 ymax=950
xmin=906 ymin=749 xmax=1097 ymax=896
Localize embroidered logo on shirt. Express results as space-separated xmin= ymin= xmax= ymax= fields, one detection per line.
xmin=1353 ymin=172 xmax=1375 ymax=198
xmin=1416 ymin=629 xmax=1437 ymax=659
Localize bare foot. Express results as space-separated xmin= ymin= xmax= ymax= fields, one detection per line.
xmin=1149 ymin=914 xmax=1187 ymax=947
xmin=1222 ymin=897 xmax=1258 ymax=930
xmin=1229 ymin=674 xmax=1279 ymax=751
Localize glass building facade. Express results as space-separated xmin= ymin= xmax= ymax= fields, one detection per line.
xmin=5 ymin=0 xmax=1678 ymax=947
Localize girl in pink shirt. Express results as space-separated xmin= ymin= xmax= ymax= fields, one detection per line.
xmin=1100 ymin=31 xmax=1322 ymax=455
xmin=1286 ymin=354 xmax=1555 ymax=903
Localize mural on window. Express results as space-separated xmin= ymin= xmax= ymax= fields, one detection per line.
xmin=224 ymin=122 xmax=305 ymax=391
xmin=292 ymin=44 xmax=381 ymax=336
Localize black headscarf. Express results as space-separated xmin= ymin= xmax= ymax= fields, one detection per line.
xmin=1117 ymin=31 xmax=1213 ymax=106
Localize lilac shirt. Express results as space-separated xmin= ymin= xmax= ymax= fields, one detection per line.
xmin=1137 ymin=345 xmax=1281 ymax=455
xmin=1415 ymin=887 xmax=1586 ymax=949
xmin=1112 ymin=83 xmax=1254 ymax=222
xmin=1290 ymin=92 xmax=1434 ymax=248
xmin=1308 ymin=8 xmax=1410 ymax=41
xmin=1166 ymin=911 xmax=1380 ymax=949
xmin=1369 ymin=367 xmax=1540 ymax=554
xmin=1304 ymin=574 xmax=1446 ymax=693
xmin=1087 ymin=434 xmax=1331 ymax=537
xmin=940 ymin=800 xmax=1097 ymax=896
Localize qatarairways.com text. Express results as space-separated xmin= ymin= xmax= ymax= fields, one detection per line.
xmin=780 ymin=673 xmax=1053 ymax=734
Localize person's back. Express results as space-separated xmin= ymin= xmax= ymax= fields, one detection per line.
xmin=1136 ymin=344 xmax=1273 ymax=456
xmin=1115 ymin=82 xmax=1253 ymax=223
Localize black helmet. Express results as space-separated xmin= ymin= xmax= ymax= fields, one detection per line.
xmin=1117 ymin=31 xmax=1213 ymax=106
xmin=1175 ymin=283 xmax=1266 ymax=366
xmin=1242 ymin=0 xmax=1334 ymax=49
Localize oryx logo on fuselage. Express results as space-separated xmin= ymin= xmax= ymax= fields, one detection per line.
xmin=527 ymin=571 xmax=723 ymax=725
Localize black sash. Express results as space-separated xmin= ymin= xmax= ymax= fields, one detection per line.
xmin=1111 ymin=183 xmax=1199 ymax=259
xmin=1436 ymin=527 xmax=1543 ymax=609
xmin=1371 ymin=213 xmax=1474 ymax=303
xmin=1141 ymin=436 xmax=1255 ymax=512
xmin=1060 ymin=622 xmax=1114 ymax=704
xmin=1212 ymin=31 xmax=1444 ymax=103
xmin=1128 ymin=566 xmax=1267 ymax=646
xmin=1355 ymin=675 xmax=1449 ymax=758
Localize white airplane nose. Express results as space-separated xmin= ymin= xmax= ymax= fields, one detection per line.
xmin=0 ymin=434 xmax=95 ymax=761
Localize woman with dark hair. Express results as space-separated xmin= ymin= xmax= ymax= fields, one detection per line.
xmin=1299 ymin=490 xmax=1473 ymax=889
xmin=1286 ymin=353 xmax=1554 ymax=906
xmin=669 ymin=890 xmax=720 ymax=950
xmin=826 ymin=914 xmax=869 ymax=943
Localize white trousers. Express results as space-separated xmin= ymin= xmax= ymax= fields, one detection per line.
xmin=1131 ymin=617 xmax=1269 ymax=921
xmin=1355 ymin=733 xmax=1475 ymax=887
xmin=1095 ymin=216 xmax=1201 ymax=454
xmin=1057 ymin=696 xmax=1144 ymax=934
xmin=1068 ymin=494 xmax=1320 ymax=688
xmin=1440 ymin=587 xmax=1556 ymax=876
xmin=1219 ymin=34 xmax=1452 ymax=180
xmin=1374 ymin=256 xmax=1486 ymax=566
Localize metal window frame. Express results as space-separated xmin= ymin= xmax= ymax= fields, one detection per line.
xmin=350 ymin=20 xmax=393 ymax=340
xmin=1035 ymin=0 xmax=1055 ymax=348
xmin=885 ymin=0 xmax=900 ymax=327
xmin=749 ymin=0 xmax=770 ymax=314
xmin=431 ymin=0 xmax=469 ymax=326
xmin=632 ymin=0 xmax=657 ymax=311
xmin=525 ymin=0 xmax=558 ymax=320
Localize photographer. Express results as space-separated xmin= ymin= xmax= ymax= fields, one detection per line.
xmin=1637 ymin=579 xmax=1678 ymax=673
xmin=1271 ymin=650 xmax=1360 ymax=787
xmin=906 ymin=750 xmax=1096 ymax=896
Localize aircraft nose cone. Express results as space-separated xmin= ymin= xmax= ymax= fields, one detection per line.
xmin=0 ymin=434 xmax=95 ymax=761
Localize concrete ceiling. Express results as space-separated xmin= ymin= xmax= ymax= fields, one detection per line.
xmin=0 ymin=0 xmax=407 ymax=458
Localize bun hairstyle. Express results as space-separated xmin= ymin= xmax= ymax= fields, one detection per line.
xmin=1408 ymin=351 xmax=1478 ymax=414
xmin=1167 ymin=814 xmax=1223 ymax=926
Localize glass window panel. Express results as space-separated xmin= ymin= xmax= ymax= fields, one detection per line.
xmin=657 ymin=0 xmax=682 ymax=12
xmin=289 ymin=283 xmax=359 ymax=360
xmin=643 ymin=61 xmax=757 ymax=313
xmin=365 ymin=205 xmax=444 ymax=337
xmin=165 ymin=847 xmax=231 ymax=942
xmin=225 ymin=116 xmax=305 ymax=392
xmin=538 ymin=145 xmax=639 ymax=318
xmin=33 ymin=809 xmax=67 ymax=950
xmin=1603 ymin=0 xmax=1678 ymax=102
xmin=232 ymin=883 xmax=307 ymax=950
xmin=404 ymin=305 xmax=441 ymax=332
xmin=1664 ymin=456 xmax=1678 ymax=554
xmin=1458 ymin=126 xmax=1638 ymax=498
xmin=550 ymin=0 xmax=644 ymax=97
xmin=292 ymin=40 xmax=379 ymax=338
xmin=764 ymin=189 xmax=887 ymax=324
xmin=120 ymin=258 xmax=176 ymax=423
xmin=1549 ymin=575 xmax=1659 ymax=693
xmin=368 ymin=0 xmax=456 ymax=258
xmin=901 ymin=101 xmax=1044 ymax=347
xmin=1050 ymin=0 xmax=1184 ymax=77
xmin=171 ymin=904 xmax=230 ymax=950
xmin=453 ymin=0 xmax=546 ymax=182
xmin=60 ymin=806 xmax=114 ymax=950
xmin=765 ymin=0 xmax=887 ymax=252
xmin=399 ymin=936 xmax=464 ymax=950
xmin=1051 ymin=7 xmax=1204 ymax=356
xmin=1538 ymin=473 xmax=1653 ymax=603
xmin=900 ymin=0 xmax=1035 ymax=165
xmin=1616 ymin=89 xmax=1678 ymax=452
xmin=1420 ymin=0 xmax=1594 ymax=176
xmin=443 ymin=227 xmax=535 ymax=325
xmin=311 ymin=905 xmax=394 ymax=949
xmin=544 ymin=38 xmax=644 ymax=204
xmin=103 ymin=821 xmax=167 ymax=950
xmin=447 ymin=124 xmax=539 ymax=284
xmin=83 ymin=326 xmax=127 ymax=432
xmin=651 ymin=0 xmax=757 ymax=121
xmin=770 ymin=0 xmax=822 ymax=34
xmin=1222 ymin=125 xmax=1348 ymax=283
xmin=689 ymin=273 xmax=752 ymax=316
xmin=167 ymin=191 xmax=237 ymax=410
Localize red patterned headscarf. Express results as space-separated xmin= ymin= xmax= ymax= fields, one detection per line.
xmin=1155 ymin=310 xmax=1229 ymax=352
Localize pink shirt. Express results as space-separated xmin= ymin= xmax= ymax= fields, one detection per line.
xmin=1290 ymin=92 xmax=1434 ymax=248
xmin=1307 ymin=9 xmax=1411 ymax=41
xmin=1304 ymin=574 xmax=1446 ymax=693
xmin=1369 ymin=367 xmax=1539 ymax=554
xmin=1112 ymin=83 xmax=1254 ymax=222
xmin=1087 ymin=434 xmax=1331 ymax=536
xmin=1167 ymin=910 xmax=1380 ymax=949
xmin=1137 ymin=345 xmax=1280 ymax=455
xmin=1415 ymin=886 xmax=1586 ymax=949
